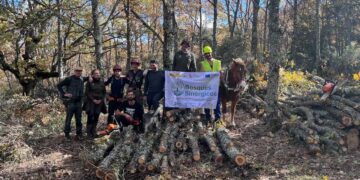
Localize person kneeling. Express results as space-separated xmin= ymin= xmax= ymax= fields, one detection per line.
xmin=114 ymin=90 xmax=144 ymax=133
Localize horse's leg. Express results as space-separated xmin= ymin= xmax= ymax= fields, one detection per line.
xmin=230 ymin=99 xmax=237 ymax=127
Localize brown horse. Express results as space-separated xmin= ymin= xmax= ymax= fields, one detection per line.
xmin=220 ymin=58 xmax=247 ymax=127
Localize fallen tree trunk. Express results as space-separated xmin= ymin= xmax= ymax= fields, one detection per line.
xmin=187 ymin=133 xmax=200 ymax=161
xmin=147 ymin=153 xmax=163 ymax=172
xmin=96 ymin=127 xmax=134 ymax=179
xmin=216 ymin=127 xmax=246 ymax=166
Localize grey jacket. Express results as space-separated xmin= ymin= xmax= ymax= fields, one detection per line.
xmin=172 ymin=50 xmax=197 ymax=72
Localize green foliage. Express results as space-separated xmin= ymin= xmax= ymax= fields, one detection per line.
xmin=328 ymin=42 xmax=360 ymax=76
xmin=217 ymin=35 xmax=248 ymax=65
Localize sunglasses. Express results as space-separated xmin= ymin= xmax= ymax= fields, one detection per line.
xmin=113 ymin=69 xmax=121 ymax=71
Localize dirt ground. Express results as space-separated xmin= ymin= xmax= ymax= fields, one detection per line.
xmin=1 ymin=107 xmax=360 ymax=180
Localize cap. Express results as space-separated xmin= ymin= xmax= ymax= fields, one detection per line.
xmin=181 ymin=39 xmax=190 ymax=47
xmin=149 ymin=60 xmax=158 ymax=64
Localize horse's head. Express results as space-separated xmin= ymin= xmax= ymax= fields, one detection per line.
xmin=230 ymin=58 xmax=247 ymax=82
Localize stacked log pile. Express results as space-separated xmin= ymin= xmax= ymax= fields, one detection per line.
xmin=279 ymin=76 xmax=360 ymax=154
xmin=81 ymin=107 xmax=246 ymax=180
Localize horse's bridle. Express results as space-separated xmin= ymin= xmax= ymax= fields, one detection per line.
xmin=223 ymin=66 xmax=246 ymax=93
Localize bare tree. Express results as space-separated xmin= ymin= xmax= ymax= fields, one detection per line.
xmin=91 ymin=0 xmax=104 ymax=73
xmin=162 ymin=0 xmax=177 ymax=70
xmin=251 ymin=0 xmax=260 ymax=59
xmin=265 ymin=0 xmax=282 ymax=132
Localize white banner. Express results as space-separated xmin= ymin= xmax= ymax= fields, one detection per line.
xmin=165 ymin=71 xmax=220 ymax=109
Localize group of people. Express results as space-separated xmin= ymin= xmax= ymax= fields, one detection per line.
xmin=57 ymin=39 xmax=223 ymax=140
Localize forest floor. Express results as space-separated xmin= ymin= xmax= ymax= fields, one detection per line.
xmin=0 ymin=97 xmax=360 ymax=180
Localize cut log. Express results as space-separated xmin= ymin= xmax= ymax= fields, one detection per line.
xmin=138 ymin=163 xmax=147 ymax=172
xmin=327 ymin=99 xmax=360 ymax=124
xmin=187 ymin=133 xmax=200 ymax=161
xmin=84 ymin=130 xmax=123 ymax=165
xmin=127 ymin=157 xmax=137 ymax=174
xmin=346 ymin=128 xmax=359 ymax=151
xmin=96 ymin=127 xmax=134 ymax=179
xmin=216 ymin=128 xmax=246 ymax=166
xmin=334 ymin=86 xmax=360 ymax=97
xmin=160 ymin=156 xmax=169 ymax=175
xmin=319 ymin=136 xmax=340 ymax=152
xmin=165 ymin=109 xmax=182 ymax=118
xmin=159 ymin=123 xmax=172 ymax=153
xmin=104 ymin=144 xmax=133 ymax=180
xmin=168 ymin=141 xmax=176 ymax=167
xmin=147 ymin=153 xmax=163 ymax=172
xmin=201 ymin=133 xmax=217 ymax=152
xmin=331 ymin=95 xmax=360 ymax=110
xmin=175 ymin=132 xmax=186 ymax=150
xmin=213 ymin=147 xmax=223 ymax=163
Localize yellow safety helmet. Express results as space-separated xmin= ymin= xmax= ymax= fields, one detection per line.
xmin=203 ymin=46 xmax=212 ymax=54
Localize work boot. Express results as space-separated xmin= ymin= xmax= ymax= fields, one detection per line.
xmin=91 ymin=126 xmax=98 ymax=138
xmin=75 ymin=134 xmax=83 ymax=141
xmin=86 ymin=125 xmax=92 ymax=137
xmin=65 ymin=134 xmax=71 ymax=142
xmin=214 ymin=119 xmax=225 ymax=130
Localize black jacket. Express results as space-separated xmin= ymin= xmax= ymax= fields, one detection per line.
xmin=144 ymin=70 xmax=165 ymax=95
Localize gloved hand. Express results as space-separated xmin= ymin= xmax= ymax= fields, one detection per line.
xmin=132 ymin=120 xmax=140 ymax=126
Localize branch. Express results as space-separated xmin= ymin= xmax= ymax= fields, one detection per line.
xmin=36 ymin=71 xmax=59 ymax=79
xmin=131 ymin=9 xmax=164 ymax=44
xmin=207 ymin=0 xmax=215 ymax=7
xmin=0 ymin=51 xmax=20 ymax=79
xmin=101 ymin=0 xmax=122 ymax=31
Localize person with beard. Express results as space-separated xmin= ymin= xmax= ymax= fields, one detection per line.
xmin=114 ymin=90 xmax=144 ymax=133
xmin=105 ymin=64 xmax=128 ymax=124
xmin=144 ymin=60 xmax=165 ymax=112
xmin=84 ymin=69 xmax=106 ymax=138
xmin=172 ymin=39 xmax=197 ymax=72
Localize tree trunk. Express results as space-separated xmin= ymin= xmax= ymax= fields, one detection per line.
xmin=212 ymin=0 xmax=218 ymax=56
xmin=199 ymin=0 xmax=203 ymax=60
xmin=162 ymin=0 xmax=177 ymax=70
xmin=56 ymin=0 xmax=64 ymax=79
xmin=290 ymin=0 xmax=298 ymax=63
xmin=251 ymin=0 xmax=260 ymax=59
xmin=315 ymin=0 xmax=321 ymax=73
xmin=265 ymin=0 xmax=282 ymax=132
xmin=91 ymin=0 xmax=104 ymax=73
xmin=125 ymin=0 xmax=132 ymax=71
xmin=262 ymin=0 xmax=269 ymax=54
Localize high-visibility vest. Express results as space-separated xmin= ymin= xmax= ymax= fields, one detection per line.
xmin=200 ymin=59 xmax=221 ymax=72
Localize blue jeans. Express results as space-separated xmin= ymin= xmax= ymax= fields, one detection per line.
xmin=205 ymin=95 xmax=221 ymax=122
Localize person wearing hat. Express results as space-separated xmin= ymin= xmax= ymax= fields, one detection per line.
xmin=126 ymin=56 xmax=144 ymax=104
xmin=172 ymin=39 xmax=197 ymax=72
xmin=57 ymin=66 xmax=88 ymax=140
xmin=104 ymin=64 xmax=128 ymax=124
xmin=144 ymin=60 xmax=165 ymax=112
xmin=200 ymin=46 xmax=223 ymax=129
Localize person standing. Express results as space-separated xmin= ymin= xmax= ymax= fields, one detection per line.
xmin=200 ymin=46 xmax=223 ymax=128
xmin=105 ymin=64 xmax=128 ymax=124
xmin=84 ymin=69 xmax=106 ymax=138
xmin=144 ymin=60 xmax=165 ymax=112
xmin=126 ymin=57 xmax=144 ymax=104
xmin=172 ymin=40 xmax=197 ymax=72
xmin=57 ymin=66 xmax=86 ymax=140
